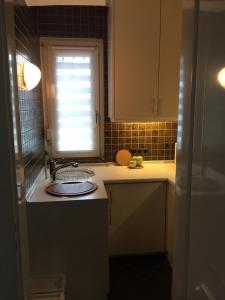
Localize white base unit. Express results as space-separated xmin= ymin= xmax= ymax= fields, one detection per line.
xmin=28 ymin=199 xmax=108 ymax=300
xmin=106 ymin=182 xmax=167 ymax=256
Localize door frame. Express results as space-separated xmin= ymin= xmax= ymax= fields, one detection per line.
xmin=172 ymin=0 xmax=199 ymax=299
xmin=0 ymin=0 xmax=23 ymax=299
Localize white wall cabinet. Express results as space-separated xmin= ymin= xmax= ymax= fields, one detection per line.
xmin=105 ymin=182 xmax=167 ymax=256
xmin=108 ymin=0 xmax=181 ymax=122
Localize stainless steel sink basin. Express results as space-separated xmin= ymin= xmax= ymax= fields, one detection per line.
xmin=54 ymin=167 xmax=95 ymax=182
xmin=46 ymin=181 xmax=97 ymax=197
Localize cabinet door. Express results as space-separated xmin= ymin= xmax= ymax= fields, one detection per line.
xmin=108 ymin=0 xmax=161 ymax=121
xmin=28 ymin=200 xmax=108 ymax=300
xmin=108 ymin=0 xmax=181 ymax=122
xmin=158 ymin=0 xmax=182 ymax=120
xmin=106 ymin=182 xmax=167 ymax=256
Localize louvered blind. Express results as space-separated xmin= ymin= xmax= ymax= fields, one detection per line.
xmin=51 ymin=47 xmax=100 ymax=156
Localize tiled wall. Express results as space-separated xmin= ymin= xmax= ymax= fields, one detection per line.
xmin=104 ymin=122 xmax=177 ymax=161
xmin=30 ymin=5 xmax=109 ymax=118
xmin=15 ymin=0 xmax=44 ymax=191
xmin=30 ymin=5 xmax=177 ymax=161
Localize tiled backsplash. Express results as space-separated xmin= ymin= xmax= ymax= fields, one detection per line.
xmin=104 ymin=122 xmax=177 ymax=161
xmin=15 ymin=0 xmax=44 ymax=192
xmin=30 ymin=5 xmax=177 ymax=162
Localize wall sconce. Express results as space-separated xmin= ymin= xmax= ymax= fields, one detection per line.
xmin=17 ymin=61 xmax=41 ymax=91
xmin=217 ymin=67 xmax=225 ymax=89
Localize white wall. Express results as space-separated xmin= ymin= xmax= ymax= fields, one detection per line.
xmin=25 ymin=0 xmax=107 ymax=6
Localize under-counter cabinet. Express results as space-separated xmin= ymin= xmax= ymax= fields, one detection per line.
xmin=108 ymin=0 xmax=181 ymax=121
xmin=28 ymin=199 xmax=108 ymax=300
xmin=105 ymin=182 xmax=167 ymax=256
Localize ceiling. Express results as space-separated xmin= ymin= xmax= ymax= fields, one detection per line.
xmin=25 ymin=0 xmax=107 ymax=6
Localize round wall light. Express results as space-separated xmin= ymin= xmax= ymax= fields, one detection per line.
xmin=217 ymin=67 xmax=225 ymax=89
xmin=23 ymin=61 xmax=41 ymax=91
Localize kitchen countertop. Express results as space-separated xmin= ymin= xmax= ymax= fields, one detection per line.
xmin=27 ymin=161 xmax=176 ymax=203
xmin=86 ymin=161 xmax=176 ymax=184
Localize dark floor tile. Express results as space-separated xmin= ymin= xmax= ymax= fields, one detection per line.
xmin=108 ymin=255 xmax=172 ymax=300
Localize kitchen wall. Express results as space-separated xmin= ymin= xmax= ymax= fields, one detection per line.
xmin=104 ymin=122 xmax=177 ymax=161
xmin=30 ymin=5 xmax=177 ymax=161
xmin=15 ymin=0 xmax=44 ymax=191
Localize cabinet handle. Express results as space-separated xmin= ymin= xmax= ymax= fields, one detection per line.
xmin=109 ymin=190 xmax=112 ymax=226
xmin=152 ymin=98 xmax=159 ymax=115
xmin=155 ymin=98 xmax=160 ymax=114
xmin=152 ymin=98 xmax=156 ymax=113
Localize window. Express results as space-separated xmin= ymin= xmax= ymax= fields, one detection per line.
xmin=41 ymin=38 xmax=104 ymax=158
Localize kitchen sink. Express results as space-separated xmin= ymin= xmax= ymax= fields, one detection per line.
xmin=54 ymin=167 xmax=95 ymax=182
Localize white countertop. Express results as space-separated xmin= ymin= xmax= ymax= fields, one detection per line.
xmin=28 ymin=161 xmax=176 ymax=203
xmin=87 ymin=161 xmax=176 ymax=184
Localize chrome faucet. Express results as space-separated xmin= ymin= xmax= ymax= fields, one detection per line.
xmin=50 ymin=161 xmax=79 ymax=181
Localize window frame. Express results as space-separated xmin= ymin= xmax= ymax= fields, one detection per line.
xmin=40 ymin=37 xmax=104 ymax=159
